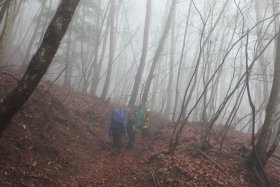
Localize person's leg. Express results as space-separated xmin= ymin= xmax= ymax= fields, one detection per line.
xmin=131 ymin=127 xmax=135 ymax=144
xmin=130 ymin=130 xmax=135 ymax=148
xmin=116 ymin=129 xmax=122 ymax=153
xmin=141 ymin=128 xmax=145 ymax=138
xmin=126 ymin=125 xmax=134 ymax=149
xmin=112 ymin=130 xmax=118 ymax=153
xmin=142 ymin=128 xmax=149 ymax=138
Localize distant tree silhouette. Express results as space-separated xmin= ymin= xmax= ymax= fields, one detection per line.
xmin=101 ymin=0 xmax=116 ymax=100
xmin=251 ymin=28 xmax=280 ymax=167
xmin=140 ymin=0 xmax=177 ymax=108
xmin=128 ymin=0 xmax=152 ymax=107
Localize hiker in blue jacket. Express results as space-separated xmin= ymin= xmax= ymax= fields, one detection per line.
xmin=109 ymin=109 xmax=126 ymax=154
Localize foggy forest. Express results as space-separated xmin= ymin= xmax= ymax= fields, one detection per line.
xmin=0 ymin=0 xmax=280 ymax=186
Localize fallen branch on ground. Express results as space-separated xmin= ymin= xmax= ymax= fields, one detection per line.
xmin=151 ymin=170 xmax=158 ymax=187
xmin=198 ymin=149 xmax=224 ymax=171
xmin=0 ymin=71 xmax=20 ymax=82
xmin=272 ymin=155 xmax=280 ymax=161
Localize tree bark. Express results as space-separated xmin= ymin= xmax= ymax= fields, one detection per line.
xmin=91 ymin=6 xmax=110 ymax=95
xmin=22 ymin=1 xmax=47 ymax=66
xmin=63 ymin=24 xmax=73 ymax=87
xmin=128 ymin=0 xmax=152 ymax=107
xmin=88 ymin=0 xmax=101 ymax=94
xmin=0 ymin=0 xmax=80 ymax=137
xmin=0 ymin=0 xmax=9 ymax=24
xmin=255 ymin=27 xmax=280 ymax=166
xmin=172 ymin=0 xmax=192 ymax=121
xmin=254 ymin=0 xmax=269 ymax=130
xmin=0 ymin=0 xmax=15 ymax=61
xmin=140 ymin=0 xmax=177 ymax=108
xmin=164 ymin=11 xmax=176 ymax=117
xmin=101 ymin=0 xmax=116 ymax=100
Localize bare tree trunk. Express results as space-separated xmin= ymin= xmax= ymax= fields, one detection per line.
xmin=80 ymin=5 xmax=87 ymax=92
xmin=140 ymin=0 xmax=177 ymax=108
xmin=38 ymin=0 xmax=52 ymax=46
xmin=254 ymin=0 xmax=270 ymax=129
xmin=150 ymin=66 xmax=159 ymax=109
xmin=63 ymin=24 xmax=73 ymax=87
xmin=128 ymin=0 xmax=152 ymax=107
xmin=201 ymin=41 xmax=212 ymax=123
xmin=0 ymin=0 xmax=15 ymax=61
xmin=180 ymin=0 xmax=230 ymax=120
xmin=88 ymin=0 xmax=102 ymax=94
xmin=164 ymin=11 xmax=176 ymax=117
xmin=81 ymin=2 xmax=104 ymax=93
xmin=101 ymin=0 xmax=116 ymax=100
xmin=254 ymin=28 xmax=280 ymax=166
xmin=219 ymin=85 xmax=246 ymax=150
xmin=0 ymin=0 xmax=80 ymax=137
xmin=169 ymin=8 xmax=277 ymax=154
xmin=91 ymin=7 xmax=110 ymax=95
xmin=266 ymin=122 xmax=280 ymax=158
xmin=0 ymin=0 xmax=9 ymax=24
xmin=172 ymin=0 xmax=192 ymax=121
xmin=22 ymin=1 xmax=47 ymax=66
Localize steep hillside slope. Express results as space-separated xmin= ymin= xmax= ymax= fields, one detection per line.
xmin=0 ymin=72 xmax=279 ymax=187
xmin=0 ymin=72 xmax=113 ymax=186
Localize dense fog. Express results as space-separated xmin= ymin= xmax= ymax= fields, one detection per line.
xmin=1 ymin=0 xmax=279 ymax=135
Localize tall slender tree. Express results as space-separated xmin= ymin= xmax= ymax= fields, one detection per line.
xmin=253 ymin=27 xmax=280 ymax=166
xmin=164 ymin=11 xmax=176 ymax=117
xmin=0 ymin=0 xmax=16 ymax=61
xmin=128 ymin=0 xmax=152 ymax=107
xmin=101 ymin=0 xmax=116 ymax=100
xmin=22 ymin=1 xmax=48 ymax=66
xmin=140 ymin=0 xmax=177 ymax=108
xmin=172 ymin=0 xmax=192 ymax=121
xmin=91 ymin=4 xmax=111 ymax=95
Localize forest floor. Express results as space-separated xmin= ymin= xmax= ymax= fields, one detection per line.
xmin=0 ymin=71 xmax=280 ymax=187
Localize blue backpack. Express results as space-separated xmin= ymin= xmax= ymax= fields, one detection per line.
xmin=111 ymin=109 xmax=125 ymax=129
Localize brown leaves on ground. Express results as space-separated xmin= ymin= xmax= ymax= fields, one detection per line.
xmin=0 ymin=72 xmax=279 ymax=186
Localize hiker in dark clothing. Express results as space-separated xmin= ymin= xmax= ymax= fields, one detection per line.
xmin=111 ymin=128 xmax=124 ymax=154
xmin=109 ymin=109 xmax=126 ymax=154
xmin=125 ymin=110 xmax=135 ymax=149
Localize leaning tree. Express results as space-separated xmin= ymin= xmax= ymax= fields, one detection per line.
xmin=0 ymin=0 xmax=80 ymax=137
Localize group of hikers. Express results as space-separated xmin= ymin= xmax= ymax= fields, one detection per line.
xmin=108 ymin=107 xmax=151 ymax=154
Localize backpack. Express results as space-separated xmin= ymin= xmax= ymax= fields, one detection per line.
xmin=134 ymin=109 xmax=145 ymax=129
xmin=111 ymin=109 xmax=125 ymax=129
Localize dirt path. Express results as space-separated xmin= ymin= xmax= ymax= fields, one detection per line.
xmin=64 ymin=136 xmax=153 ymax=187
xmin=60 ymin=126 xmax=280 ymax=187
